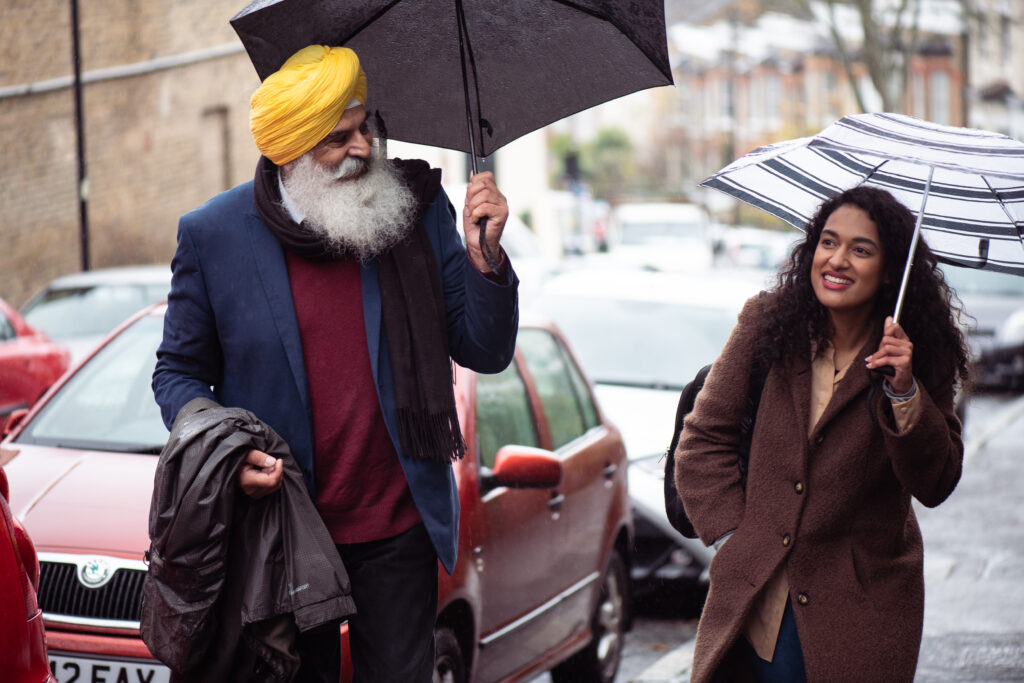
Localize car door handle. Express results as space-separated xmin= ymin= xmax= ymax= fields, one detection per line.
xmin=603 ymin=463 xmax=618 ymax=479
xmin=548 ymin=493 xmax=565 ymax=510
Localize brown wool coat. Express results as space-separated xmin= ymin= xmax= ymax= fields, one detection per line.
xmin=676 ymin=294 xmax=963 ymax=683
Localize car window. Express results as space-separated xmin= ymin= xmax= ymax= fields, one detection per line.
xmin=476 ymin=359 xmax=539 ymax=469
xmin=16 ymin=314 xmax=168 ymax=452
xmin=516 ymin=328 xmax=593 ymax=450
xmin=0 ymin=312 xmax=14 ymax=342
xmin=145 ymin=283 xmax=171 ymax=304
xmin=22 ymin=285 xmax=157 ymax=339
xmin=559 ymin=340 xmax=599 ymax=432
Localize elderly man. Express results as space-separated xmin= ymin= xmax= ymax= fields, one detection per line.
xmin=152 ymin=45 xmax=518 ymax=682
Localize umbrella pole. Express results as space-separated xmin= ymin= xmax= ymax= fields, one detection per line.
xmin=456 ymin=0 xmax=501 ymax=273
xmin=892 ymin=165 xmax=935 ymax=325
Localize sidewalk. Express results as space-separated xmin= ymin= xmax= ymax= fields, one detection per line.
xmin=627 ymin=394 xmax=1024 ymax=683
xmin=629 ymin=639 xmax=694 ymax=683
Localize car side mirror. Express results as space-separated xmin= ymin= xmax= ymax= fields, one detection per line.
xmin=480 ymin=445 xmax=562 ymax=491
xmin=2 ymin=409 xmax=28 ymax=439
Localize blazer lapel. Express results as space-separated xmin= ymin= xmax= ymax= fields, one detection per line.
xmin=360 ymin=257 xmax=383 ymax=388
xmin=246 ymin=211 xmax=311 ymax=412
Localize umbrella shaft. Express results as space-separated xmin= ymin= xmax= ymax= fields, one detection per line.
xmin=892 ymin=165 xmax=935 ymax=325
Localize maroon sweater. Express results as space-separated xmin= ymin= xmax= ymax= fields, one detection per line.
xmin=286 ymin=251 xmax=421 ymax=544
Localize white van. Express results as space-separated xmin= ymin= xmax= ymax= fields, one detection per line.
xmin=606 ymin=202 xmax=713 ymax=271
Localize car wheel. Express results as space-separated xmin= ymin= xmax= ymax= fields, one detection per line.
xmin=433 ymin=625 xmax=467 ymax=683
xmin=551 ymin=550 xmax=627 ymax=683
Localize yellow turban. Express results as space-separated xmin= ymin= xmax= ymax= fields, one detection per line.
xmin=250 ymin=45 xmax=368 ymax=165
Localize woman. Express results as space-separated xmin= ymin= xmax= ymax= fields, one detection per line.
xmin=676 ymin=186 xmax=969 ymax=683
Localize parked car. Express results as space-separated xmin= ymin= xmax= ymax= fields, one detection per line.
xmin=972 ymin=306 xmax=1024 ymax=391
xmin=711 ymin=225 xmax=799 ymax=270
xmin=941 ymin=264 xmax=1024 ymax=361
xmin=2 ymin=305 xmax=631 ymax=683
xmin=0 ymin=465 xmax=51 ymax=682
xmin=533 ymin=266 xmax=764 ymax=594
xmin=0 ymin=297 xmax=69 ymax=433
xmin=20 ymin=265 xmax=171 ymax=363
xmin=604 ymin=202 xmax=714 ymax=272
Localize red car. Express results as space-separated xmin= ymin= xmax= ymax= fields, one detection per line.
xmin=0 ymin=298 xmax=69 ymax=433
xmin=0 ymin=465 xmax=51 ymax=682
xmin=2 ymin=304 xmax=632 ymax=683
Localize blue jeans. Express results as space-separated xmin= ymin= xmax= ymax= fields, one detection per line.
xmin=740 ymin=599 xmax=808 ymax=682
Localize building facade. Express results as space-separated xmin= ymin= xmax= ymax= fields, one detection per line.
xmin=0 ymin=1 xmax=260 ymax=305
xmin=966 ymin=0 xmax=1024 ymax=139
xmin=663 ymin=6 xmax=966 ymax=225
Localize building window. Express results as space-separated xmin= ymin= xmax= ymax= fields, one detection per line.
xmin=929 ymin=70 xmax=950 ymax=125
xmin=912 ymin=74 xmax=926 ymax=120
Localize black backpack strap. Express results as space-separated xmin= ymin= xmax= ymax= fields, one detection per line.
xmin=663 ymin=364 xmax=712 ymax=539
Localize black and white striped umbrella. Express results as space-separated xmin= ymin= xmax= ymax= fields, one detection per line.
xmin=701 ymin=112 xmax=1024 ymax=320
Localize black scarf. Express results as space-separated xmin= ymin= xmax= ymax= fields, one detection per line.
xmin=253 ymin=156 xmax=466 ymax=464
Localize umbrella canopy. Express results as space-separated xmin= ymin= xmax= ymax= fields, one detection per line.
xmin=701 ymin=113 xmax=1024 ymax=278
xmin=230 ymin=0 xmax=673 ymax=158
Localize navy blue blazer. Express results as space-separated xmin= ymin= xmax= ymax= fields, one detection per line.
xmin=152 ymin=178 xmax=519 ymax=572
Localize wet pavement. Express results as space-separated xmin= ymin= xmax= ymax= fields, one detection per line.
xmin=625 ymin=392 xmax=1024 ymax=683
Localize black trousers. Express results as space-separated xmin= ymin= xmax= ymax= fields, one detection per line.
xmin=293 ymin=523 xmax=439 ymax=683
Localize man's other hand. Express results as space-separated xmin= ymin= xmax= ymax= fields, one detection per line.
xmin=239 ymin=449 xmax=284 ymax=499
xmin=463 ymin=171 xmax=508 ymax=272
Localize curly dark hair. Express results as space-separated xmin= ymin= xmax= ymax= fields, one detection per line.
xmin=759 ymin=185 xmax=970 ymax=392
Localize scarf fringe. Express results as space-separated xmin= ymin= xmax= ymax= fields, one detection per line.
xmin=397 ymin=408 xmax=466 ymax=463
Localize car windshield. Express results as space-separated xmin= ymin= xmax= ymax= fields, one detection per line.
xmin=22 ymin=284 xmax=169 ymax=339
xmin=941 ymin=266 xmax=1024 ymax=297
xmin=537 ymin=295 xmax=738 ymax=389
xmin=15 ymin=314 xmax=168 ymax=453
xmin=619 ymin=222 xmax=703 ymax=245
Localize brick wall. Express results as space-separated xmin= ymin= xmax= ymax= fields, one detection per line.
xmin=0 ymin=0 xmax=262 ymax=305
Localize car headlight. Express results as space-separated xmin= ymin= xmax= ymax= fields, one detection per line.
xmin=996 ymin=309 xmax=1024 ymax=347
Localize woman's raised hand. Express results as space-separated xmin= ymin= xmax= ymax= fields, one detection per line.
xmin=866 ymin=316 xmax=914 ymax=394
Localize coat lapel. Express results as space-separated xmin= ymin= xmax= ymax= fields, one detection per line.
xmin=783 ymin=354 xmax=813 ymax=441
xmin=246 ymin=210 xmax=311 ymax=412
xmin=809 ymin=328 xmax=883 ymax=437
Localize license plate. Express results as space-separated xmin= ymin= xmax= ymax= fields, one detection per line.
xmin=49 ymin=653 xmax=170 ymax=683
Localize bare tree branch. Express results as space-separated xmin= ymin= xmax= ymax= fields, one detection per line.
xmin=824 ymin=0 xmax=870 ymax=112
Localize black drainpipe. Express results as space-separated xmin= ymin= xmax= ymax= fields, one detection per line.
xmin=70 ymin=0 xmax=90 ymax=271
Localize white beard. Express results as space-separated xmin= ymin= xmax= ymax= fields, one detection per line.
xmin=281 ymin=149 xmax=416 ymax=261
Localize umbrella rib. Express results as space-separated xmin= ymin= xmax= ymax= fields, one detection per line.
xmin=860 ymin=158 xmax=889 ymax=185
xmin=549 ymin=0 xmax=674 ymax=83
xmin=981 ymin=176 xmax=1024 ymax=247
xmin=337 ymin=0 xmax=405 ymax=44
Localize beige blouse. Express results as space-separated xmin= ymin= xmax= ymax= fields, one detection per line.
xmin=743 ymin=344 xmax=922 ymax=661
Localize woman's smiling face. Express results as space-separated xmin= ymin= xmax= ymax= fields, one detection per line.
xmin=811 ymin=203 xmax=886 ymax=318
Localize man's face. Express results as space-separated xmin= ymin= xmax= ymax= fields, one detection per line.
xmin=309 ymin=104 xmax=372 ymax=178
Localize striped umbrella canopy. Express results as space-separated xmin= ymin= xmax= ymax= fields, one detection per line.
xmin=701 ymin=112 xmax=1024 ymax=321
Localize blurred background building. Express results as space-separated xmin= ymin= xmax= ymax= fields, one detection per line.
xmin=0 ymin=0 xmax=1020 ymax=303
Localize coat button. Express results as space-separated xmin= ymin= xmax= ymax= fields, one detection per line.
xmin=795 ymin=482 xmax=804 ymax=494
xmin=796 ymin=593 xmax=809 ymax=606
xmin=814 ymin=433 xmax=824 ymax=446
xmin=782 ymin=534 xmax=791 ymax=547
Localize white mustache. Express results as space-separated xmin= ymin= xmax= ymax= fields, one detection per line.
xmin=332 ymin=155 xmax=370 ymax=180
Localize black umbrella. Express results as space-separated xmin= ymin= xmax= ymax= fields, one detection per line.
xmin=230 ymin=0 xmax=673 ymax=269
